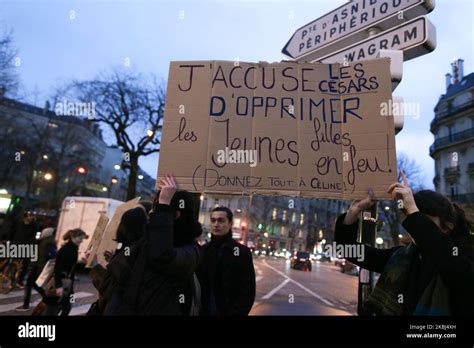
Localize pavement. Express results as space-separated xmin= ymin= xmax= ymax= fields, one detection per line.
xmin=0 ymin=257 xmax=359 ymax=316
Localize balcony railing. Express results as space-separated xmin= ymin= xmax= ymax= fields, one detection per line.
xmin=451 ymin=194 xmax=474 ymax=204
xmin=444 ymin=166 xmax=460 ymax=179
xmin=429 ymin=128 xmax=474 ymax=156
xmin=431 ymin=99 xmax=474 ymax=130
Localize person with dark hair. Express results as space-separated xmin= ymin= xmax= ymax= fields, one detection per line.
xmin=114 ymin=174 xmax=203 ymax=315
xmin=137 ymin=200 xmax=153 ymax=218
xmin=334 ymin=172 xmax=474 ymax=316
xmin=196 ymin=206 xmax=256 ymax=315
xmin=43 ymin=228 xmax=88 ymax=316
xmin=89 ymin=207 xmax=148 ymax=315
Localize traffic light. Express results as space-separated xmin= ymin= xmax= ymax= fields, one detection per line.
xmin=240 ymin=221 xmax=247 ymax=231
xmin=257 ymin=223 xmax=263 ymax=230
xmin=76 ymin=166 xmax=87 ymax=175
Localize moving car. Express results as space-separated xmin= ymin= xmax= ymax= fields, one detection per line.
xmin=336 ymin=258 xmax=359 ymax=275
xmin=290 ymin=251 xmax=312 ymax=271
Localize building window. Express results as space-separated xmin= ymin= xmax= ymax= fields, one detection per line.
xmin=314 ymin=213 xmax=317 ymax=222
xmin=448 ymin=124 xmax=455 ymax=141
xmin=272 ymin=208 xmax=277 ymax=220
xmin=291 ymin=212 xmax=296 ymax=223
xmin=282 ymin=210 xmax=287 ymax=221
xmin=450 ymin=186 xmax=458 ymax=199
xmin=299 ymin=213 xmax=304 ymax=225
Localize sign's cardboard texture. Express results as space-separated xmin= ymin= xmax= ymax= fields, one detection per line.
xmin=85 ymin=212 xmax=109 ymax=268
xmin=95 ymin=198 xmax=140 ymax=267
xmin=157 ymin=58 xmax=397 ymax=200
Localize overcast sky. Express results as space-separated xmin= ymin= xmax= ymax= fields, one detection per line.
xmin=1 ymin=0 xmax=473 ymax=188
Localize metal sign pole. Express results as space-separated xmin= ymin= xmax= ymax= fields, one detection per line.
xmin=357 ymin=202 xmax=378 ymax=316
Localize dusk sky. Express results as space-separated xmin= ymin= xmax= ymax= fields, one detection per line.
xmin=1 ymin=0 xmax=473 ymax=188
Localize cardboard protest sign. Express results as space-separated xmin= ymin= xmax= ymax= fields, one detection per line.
xmin=95 ymin=197 xmax=140 ymax=267
xmin=85 ymin=213 xmax=109 ymax=268
xmin=157 ymin=58 xmax=397 ymax=199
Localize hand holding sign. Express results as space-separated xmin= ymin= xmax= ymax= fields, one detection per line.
xmin=343 ymin=188 xmax=377 ymax=225
xmin=387 ymin=170 xmax=419 ymax=216
xmin=158 ymin=174 xmax=178 ymax=205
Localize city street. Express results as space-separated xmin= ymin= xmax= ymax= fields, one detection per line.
xmin=0 ymin=257 xmax=358 ymax=316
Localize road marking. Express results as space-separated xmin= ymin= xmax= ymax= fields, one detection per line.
xmin=261 ymin=259 xmax=334 ymax=307
xmin=0 ymin=291 xmax=94 ymax=313
xmin=261 ymin=279 xmax=290 ymax=300
xmin=0 ymin=289 xmax=29 ymax=299
xmin=70 ymin=304 xmax=93 ymax=316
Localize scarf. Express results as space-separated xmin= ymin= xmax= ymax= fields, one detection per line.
xmin=365 ymin=243 xmax=450 ymax=316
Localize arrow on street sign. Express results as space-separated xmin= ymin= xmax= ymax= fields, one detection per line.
xmin=282 ymin=0 xmax=435 ymax=61
xmin=319 ymin=16 xmax=436 ymax=64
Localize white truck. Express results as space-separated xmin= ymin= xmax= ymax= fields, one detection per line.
xmin=55 ymin=196 xmax=124 ymax=262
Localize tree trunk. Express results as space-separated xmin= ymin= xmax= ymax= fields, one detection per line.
xmin=126 ymin=155 xmax=138 ymax=200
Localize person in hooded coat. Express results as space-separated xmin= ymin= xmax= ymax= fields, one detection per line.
xmin=115 ymin=174 xmax=203 ymax=315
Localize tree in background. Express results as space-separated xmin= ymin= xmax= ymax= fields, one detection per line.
xmin=0 ymin=30 xmax=19 ymax=96
xmin=380 ymin=153 xmax=425 ymax=245
xmin=69 ymin=70 xmax=165 ymax=200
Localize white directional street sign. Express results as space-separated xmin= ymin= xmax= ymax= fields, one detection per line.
xmin=319 ymin=16 xmax=436 ymax=63
xmin=282 ymin=0 xmax=435 ymax=61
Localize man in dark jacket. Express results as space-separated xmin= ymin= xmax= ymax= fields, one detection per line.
xmin=196 ymin=206 xmax=256 ymax=315
xmin=12 ymin=211 xmax=38 ymax=286
xmin=16 ymin=227 xmax=57 ymax=311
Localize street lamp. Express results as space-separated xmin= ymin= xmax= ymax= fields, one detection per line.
xmin=108 ymin=177 xmax=119 ymax=198
xmin=114 ymin=165 xmax=121 ymax=170
xmin=147 ymin=129 xmax=154 ymax=137
xmin=384 ymin=206 xmax=390 ymax=211
xmin=138 ymin=174 xmax=144 ymax=180
xmin=42 ymin=154 xmax=48 ymax=160
xmin=76 ymin=166 xmax=87 ymax=175
xmin=44 ymin=173 xmax=53 ymax=181
xmin=376 ymin=237 xmax=384 ymax=245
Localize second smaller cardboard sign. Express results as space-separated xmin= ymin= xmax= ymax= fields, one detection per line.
xmin=85 ymin=213 xmax=109 ymax=268
xmin=95 ymin=198 xmax=140 ymax=267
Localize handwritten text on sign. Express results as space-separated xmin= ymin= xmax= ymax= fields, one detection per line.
xmin=157 ymin=59 xmax=397 ymax=199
